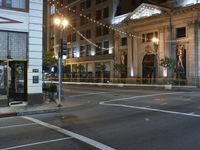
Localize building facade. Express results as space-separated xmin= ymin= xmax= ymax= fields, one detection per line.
xmin=46 ymin=0 xmax=124 ymax=82
xmin=114 ymin=1 xmax=200 ymax=86
xmin=0 ymin=0 xmax=43 ymax=106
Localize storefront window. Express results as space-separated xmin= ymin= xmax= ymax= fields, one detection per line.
xmin=0 ymin=31 xmax=27 ymax=60
xmin=1 ymin=0 xmax=27 ymax=11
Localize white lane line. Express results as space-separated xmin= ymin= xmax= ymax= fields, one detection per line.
xmin=0 ymin=123 xmax=36 ymax=129
xmin=22 ymin=116 xmax=116 ymax=150
xmin=100 ymin=103 xmax=200 ymax=118
xmin=160 ymin=103 xmax=168 ymax=105
xmin=0 ymin=137 xmax=73 ymax=150
xmin=69 ymin=92 xmax=111 ymax=98
xmin=99 ymin=92 xmax=182 ymax=104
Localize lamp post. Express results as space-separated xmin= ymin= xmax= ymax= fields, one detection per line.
xmin=152 ymin=37 xmax=159 ymax=82
xmin=54 ymin=17 xmax=69 ymax=107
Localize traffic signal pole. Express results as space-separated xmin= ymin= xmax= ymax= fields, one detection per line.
xmin=57 ymin=39 xmax=64 ymax=107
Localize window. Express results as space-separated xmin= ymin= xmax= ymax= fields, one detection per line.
xmin=96 ymin=0 xmax=101 ymax=4
xmin=86 ymin=29 xmax=91 ymax=38
xmin=1 ymin=0 xmax=27 ymax=10
xmin=121 ymin=37 xmax=127 ymax=46
xmin=72 ymin=6 xmax=76 ymax=12
xmin=67 ymin=48 xmax=71 ymax=58
xmin=72 ymin=47 xmax=75 ymax=58
xmin=103 ymin=7 xmax=109 ymax=18
xmin=176 ymin=27 xmax=186 ymax=38
xmin=96 ymin=42 xmax=102 ymax=55
xmin=85 ymin=14 xmax=91 ymax=24
xmin=86 ymin=0 xmax=91 ymax=8
xmin=80 ymin=46 xmax=85 ymax=57
xmin=72 ymin=33 xmax=76 ymax=42
xmin=146 ymin=32 xmax=153 ymax=42
xmin=96 ymin=26 xmax=102 ymax=37
xmin=80 ymin=16 xmax=85 ymax=25
xmin=103 ymin=41 xmax=109 ymax=54
xmin=0 ymin=31 xmax=27 ymax=59
xmin=142 ymin=34 xmax=145 ymax=43
xmin=142 ymin=32 xmax=158 ymax=43
xmin=80 ymin=31 xmax=85 ymax=40
xmin=80 ymin=2 xmax=85 ymax=10
xmin=103 ymin=26 xmax=109 ymax=35
xmin=67 ymin=34 xmax=71 ymax=42
xmin=96 ymin=10 xmax=102 ymax=20
xmin=86 ymin=45 xmax=91 ymax=56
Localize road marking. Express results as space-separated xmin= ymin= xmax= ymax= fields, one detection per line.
xmin=99 ymin=92 xmax=200 ymax=118
xmin=69 ymin=92 xmax=111 ymax=97
xmin=0 ymin=137 xmax=73 ymax=150
xmin=0 ymin=123 xmax=36 ymax=129
xmin=99 ymin=92 xmax=182 ymax=104
xmin=160 ymin=103 xmax=168 ymax=105
xmin=22 ymin=116 xmax=116 ymax=150
xmin=101 ymin=103 xmax=200 ymax=118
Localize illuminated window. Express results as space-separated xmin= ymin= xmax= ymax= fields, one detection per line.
xmin=146 ymin=32 xmax=153 ymax=42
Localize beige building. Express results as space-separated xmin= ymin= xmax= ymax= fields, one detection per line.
xmin=46 ymin=0 xmax=123 ymax=82
xmin=114 ymin=2 xmax=200 ymax=86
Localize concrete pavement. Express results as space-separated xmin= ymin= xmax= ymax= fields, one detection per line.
xmin=0 ymin=83 xmax=199 ymax=118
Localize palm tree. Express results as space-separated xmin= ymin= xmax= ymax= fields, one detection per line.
xmin=96 ymin=64 xmax=106 ymax=83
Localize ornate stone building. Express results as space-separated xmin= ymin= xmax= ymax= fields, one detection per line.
xmin=114 ymin=1 xmax=200 ymax=85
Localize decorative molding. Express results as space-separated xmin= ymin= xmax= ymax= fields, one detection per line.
xmin=0 ymin=16 xmax=22 ymax=24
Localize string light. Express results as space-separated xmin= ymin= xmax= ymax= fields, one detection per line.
xmin=47 ymin=0 xmax=188 ymax=44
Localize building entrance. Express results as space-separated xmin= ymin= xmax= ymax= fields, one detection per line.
xmin=142 ymin=54 xmax=156 ymax=83
xmin=0 ymin=61 xmax=27 ymax=106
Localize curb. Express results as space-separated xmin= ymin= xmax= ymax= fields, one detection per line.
xmin=0 ymin=112 xmax=17 ymax=118
xmin=16 ymin=108 xmax=60 ymax=116
xmin=0 ymin=107 xmax=60 ymax=118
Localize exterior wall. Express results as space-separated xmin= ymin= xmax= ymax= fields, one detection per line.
xmin=114 ymin=3 xmax=200 ymax=86
xmin=28 ymin=0 xmax=43 ymax=104
xmin=47 ymin=0 xmax=118 ymax=80
xmin=0 ymin=0 xmax=43 ymax=104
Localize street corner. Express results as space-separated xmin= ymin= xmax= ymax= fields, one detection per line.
xmin=0 ymin=107 xmax=17 ymax=118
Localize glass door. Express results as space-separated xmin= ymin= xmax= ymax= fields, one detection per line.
xmin=9 ymin=61 xmax=27 ymax=102
xmin=0 ymin=61 xmax=8 ymax=106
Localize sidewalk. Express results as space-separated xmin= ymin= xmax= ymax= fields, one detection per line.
xmin=0 ymin=101 xmax=59 ymax=118
xmin=0 ymin=95 xmax=87 ymax=118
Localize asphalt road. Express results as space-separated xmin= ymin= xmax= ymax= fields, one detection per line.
xmin=1 ymin=85 xmax=200 ymax=150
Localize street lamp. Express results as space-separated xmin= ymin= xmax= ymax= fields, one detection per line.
xmin=54 ymin=17 xmax=69 ymax=107
xmin=152 ymin=37 xmax=159 ymax=81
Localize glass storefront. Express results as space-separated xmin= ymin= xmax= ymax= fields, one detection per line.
xmin=0 ymin=61 xmax=27 ymax=106
xmin=0 ymin=31 xmax=27 ymax=106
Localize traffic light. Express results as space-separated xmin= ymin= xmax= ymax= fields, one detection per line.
xmin=60 ymin=39 xmax=67 ymax=57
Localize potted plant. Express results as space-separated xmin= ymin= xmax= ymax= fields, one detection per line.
xmin=160 ymin=57 xmax=176 ymax=84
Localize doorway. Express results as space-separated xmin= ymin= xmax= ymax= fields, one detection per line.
xmin=142 ymin=54 xmax=156 ymax=83
xmin=0 ymin=61 xmax=27 ymax=106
